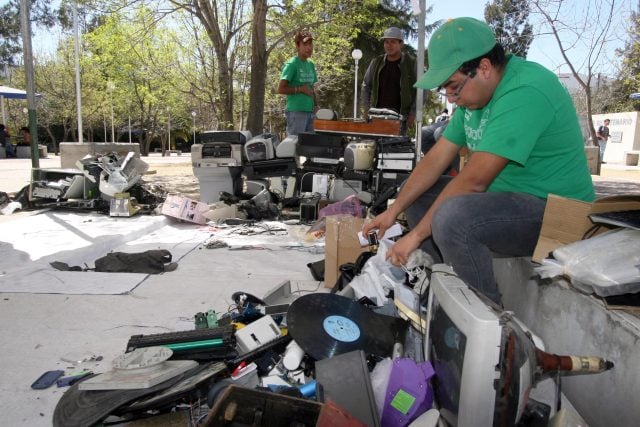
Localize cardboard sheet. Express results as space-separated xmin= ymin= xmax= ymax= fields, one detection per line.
xmin=324 ymin=215 xmax=366 ymax=288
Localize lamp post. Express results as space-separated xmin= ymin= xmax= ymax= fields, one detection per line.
xmin=165 ymin=107 xmax=171 ymax=156
xmin=106 ymin=81 xmax=115 ymax=142
xmin=351 ymin=49 xmax=363 ymax=120
xmin=191 ymin=111 xmax=196 ymax=144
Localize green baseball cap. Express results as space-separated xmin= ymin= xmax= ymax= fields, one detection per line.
xmin=416 ymin=17 xmax=497 ymax=89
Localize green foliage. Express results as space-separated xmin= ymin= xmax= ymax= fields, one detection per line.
xmin=611 ymin=10 xmax=640 ymax=112
xmin=484 ymin=0 xmax=533 ymax=57
xmin=0 ymin=0 xmax=58 ymax=66
xmin=82 ymin=5 xmax=191 ymax=149
xmin=265 ymin=0 xmax=429 ymax=127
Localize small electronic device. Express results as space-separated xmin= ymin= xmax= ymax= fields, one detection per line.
xmin=235 ymin=315 xmax=282 ymax=354
xmin=328 ymin=179 xmax=362 ymax=202
xmin=275 ymin=134 xmax=298 ymax=158
xmin=263 ymin=303 xmax=290 ymax=316
xmin=315 ymin=108 xmax=338 ymax=120
xmin=425 ymin=264 xmax=536 ymax=427
xmin=376 ymin=136 xmax=415 ymax=171
xmin=31 ymin=370 xmax=65 ymax=390
xmin=297 ymin=132 xmax=345 ymax=159
xmin=299 ymin=194 xmax=321 ymax=223
xmin=199 ymin=130 xmax=252 ymax=145
xmin=344 ymin=139 xmax=376 ymax=170
xmin=245 ymin=133 xmax=279 ymax=162
xmin=242 ymin=159 xmax=298 ymax=180
xmin=191 ymin=142 xmax=243 ymax=167
xmin=377 ymin=152 xmax=415 ymax=171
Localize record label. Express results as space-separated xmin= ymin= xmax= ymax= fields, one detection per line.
xmin=323 ymin=315 xmax=361 ymax=342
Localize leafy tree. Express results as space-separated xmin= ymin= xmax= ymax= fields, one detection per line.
xmin=532 ymin=0 xmax=619 ymax=146
xmin=484 ymin=0 xmax=533 ymax=57
xmin=83 ymin=6 xmax=191 ymax=153
xmin=0 ymin=0 xmax=58 ymax=67
xmin=611 ymin=9 xmax=640 ymax=111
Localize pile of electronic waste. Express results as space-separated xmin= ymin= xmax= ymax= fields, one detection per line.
xmin=14 ymin=152 xmax=167 ymax=215
xmin=191 ymin=129 xmax=417 ymax=224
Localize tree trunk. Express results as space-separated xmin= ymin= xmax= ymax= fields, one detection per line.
xmin=217 ymin=57 xmax=235 ymax=130
xmin=247 ymin=0 xmax=268 ymax=135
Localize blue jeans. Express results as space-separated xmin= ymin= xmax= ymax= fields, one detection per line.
xmin=598 ymin=139 xmax=607 ymax=162
xmin=286 ymin=111 xmax=315 ymax=136
xmin=404 ymin=176 xmax=546 ymax=304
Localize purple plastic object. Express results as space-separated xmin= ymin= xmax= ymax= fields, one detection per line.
xmin=381 ymin=358 xmax=435 ymax=427
xmin=318 ymin=195 xmax=364 ymax=219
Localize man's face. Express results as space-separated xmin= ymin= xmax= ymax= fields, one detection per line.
xmin=605 ymin=120 xmax=610 ymax=125
xmin=383 ymin=38 xmax=403 ymax=58
xmin=437 ymin=71 xmax=481 ymax=109
xmin=297 ymin=40 xmax=313 ymax=60
xmin=437 ymin=60 xmax=496 ymax=109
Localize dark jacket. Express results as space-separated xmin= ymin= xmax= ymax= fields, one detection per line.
xmin=361 ymin=52 xmax=417 ymax=118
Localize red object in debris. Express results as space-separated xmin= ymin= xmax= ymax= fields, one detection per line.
xmin=231 ymin=361 xmax=247 ymax=377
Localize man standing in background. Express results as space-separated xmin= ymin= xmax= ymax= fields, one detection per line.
xmin=278 ymin=30 xmax=318 ymax=136
xmin=361 ymin=27 xmax=417 ymax=134
xmin=596 ymin=118 xmax=610 ymax=163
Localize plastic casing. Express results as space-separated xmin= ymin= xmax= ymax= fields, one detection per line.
xmin=426 ymin=264 xmax=503 ymax=427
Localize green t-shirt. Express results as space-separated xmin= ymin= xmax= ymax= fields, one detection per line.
xmin=444 ymin=55 xmax=595 ymax=202
xmin=280 ymin=56 xmax=317 ymax=113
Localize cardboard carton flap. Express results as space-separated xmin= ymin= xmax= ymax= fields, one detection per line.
xmin=590 ymin=194 xmax=640 ymax=214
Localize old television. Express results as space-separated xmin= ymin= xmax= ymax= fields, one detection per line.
xmin=425 ymin=264 xmax=538 ymax=427
xmin=244 ymin=133 xmax=279 ymax=162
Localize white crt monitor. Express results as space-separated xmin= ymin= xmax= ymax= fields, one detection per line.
xmin=425 ymin=264 xmax=532 ymax=427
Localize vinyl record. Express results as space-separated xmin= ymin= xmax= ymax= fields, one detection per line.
xmin=287 ymin=293 xmax=405 ymax=360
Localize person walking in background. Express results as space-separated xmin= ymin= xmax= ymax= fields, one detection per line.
xmin=18 ymin=126 xmax=31 ymax=146
xmin=361 ymin=26 xmax=417 ymax=134
xmin=596 ymin=118 xmax=610 ymax=163
xmin=278 ymin=30 xmax=318 ymax=136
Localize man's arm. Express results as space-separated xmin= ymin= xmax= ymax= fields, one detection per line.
xmin=361 ymin=61 xmax=375 ymax=116
xmin=386 ymin=149 xmax=509 ymax=266
xmin=363 ymin=137 xmax=460 ymax=238
xmin=278 ymin=79 xmax=296 ymax=95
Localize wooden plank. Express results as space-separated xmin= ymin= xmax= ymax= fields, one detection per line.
xmin=314 ymin=119 xmax=401 ymax=137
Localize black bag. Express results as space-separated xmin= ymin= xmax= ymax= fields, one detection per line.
xmin=94 ymin=250 xmax=177 ymax=274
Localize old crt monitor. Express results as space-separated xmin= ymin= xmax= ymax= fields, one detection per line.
xmin=425 ymin=264 xmax=535 ymax=427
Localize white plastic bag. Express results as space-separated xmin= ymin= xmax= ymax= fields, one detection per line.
xmin=348 ymin=240 xmax=406 ymax=306
xmin=535 ymin=228 xmax=640 ymax=296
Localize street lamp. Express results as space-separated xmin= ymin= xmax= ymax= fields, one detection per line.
xmin=191 ymin=111 xmax=196 ymax=144
xmin=106 ymin=81 xmax=115 ymax=142
xmin=165 ymin=107 xmax=171 ymax=156
xmin=351 ymin=49 xmax=363 ymax=120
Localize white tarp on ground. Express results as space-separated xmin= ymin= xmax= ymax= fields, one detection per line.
xmin=0 ymin=212 xmax=322 ymax=295
xmin=0 ymin=212 xmax=207 ymax=294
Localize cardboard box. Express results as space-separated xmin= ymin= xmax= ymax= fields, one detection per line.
xmin=161 ymin=194 xmax=209 ymax=225
xmin=533 ymin=194 xmax=640 ymax=263
xmin=324 ymin=215 xmax=366 ymax=288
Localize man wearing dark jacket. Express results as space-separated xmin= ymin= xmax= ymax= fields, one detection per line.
xmin=361 ymin=27 xmax=417 ymax=134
